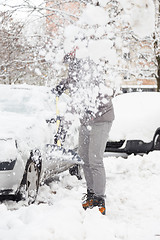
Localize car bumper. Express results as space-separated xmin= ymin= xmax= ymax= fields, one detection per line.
xmin=104 ymin=152 xmax=129 ymax=158
xmin=105 ymin=139 xmax=154 ymax=157
xmin=0 ymin=157 xmax=25 ymax=195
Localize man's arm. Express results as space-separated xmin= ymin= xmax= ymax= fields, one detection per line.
xmin=52 ymin=78 xmax=70 ymax=96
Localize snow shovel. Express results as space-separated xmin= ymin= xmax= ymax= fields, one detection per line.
xmin=48 ymin=94 xmax=83 ymax=178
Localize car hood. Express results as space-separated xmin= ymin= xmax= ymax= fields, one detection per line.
xmin=0 ymin=113 xmax=54 ymax=156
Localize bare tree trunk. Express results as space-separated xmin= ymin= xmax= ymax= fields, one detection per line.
xmin=156 ymin=1 xmax=160 ymax=92
xmin=152 ymin=1 xmax=160 ymax=91
xmin=156 ymin=55 xmax=160 ymax=91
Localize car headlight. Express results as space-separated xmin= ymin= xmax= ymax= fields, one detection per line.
xmin=0 ymin=159 xmax=16 ymax=171
xmin=0 ymin=138 xmax=18 ymax=171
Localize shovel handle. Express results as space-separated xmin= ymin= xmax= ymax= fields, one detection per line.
xmin=56 ymin=96 xmax=61 ymax=147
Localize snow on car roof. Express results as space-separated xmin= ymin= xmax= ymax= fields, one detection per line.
xmin=0 ymin=84 xmax=55 ymax=115
xmin=109 ymin=92 xmax=160 ymax=142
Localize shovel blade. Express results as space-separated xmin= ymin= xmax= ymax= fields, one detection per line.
xmin=46 ymin=144 xmax=83 ymax=164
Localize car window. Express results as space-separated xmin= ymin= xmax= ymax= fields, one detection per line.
xmin=0 ymin=86 xmax=54 ymax=115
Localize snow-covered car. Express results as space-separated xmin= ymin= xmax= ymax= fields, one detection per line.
xmin=0 ymin=84 xmax=82 ymax=203
xmin=105 ymin=92 xmax=160 ymax=157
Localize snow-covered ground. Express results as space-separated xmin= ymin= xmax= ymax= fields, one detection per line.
xmin=0 ymin=1 xmax=159 ymax=239
xmin=0 ymin=151 xmax=160 ymax=240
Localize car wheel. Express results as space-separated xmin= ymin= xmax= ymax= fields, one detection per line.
xmin=153 ymin=131 xmax=160 ymax=150
xmin=17 ymin=150 xmax=41 ymax=204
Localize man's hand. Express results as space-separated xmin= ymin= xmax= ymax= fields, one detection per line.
xmin=51 ymin=84 xmax=65 ymax=97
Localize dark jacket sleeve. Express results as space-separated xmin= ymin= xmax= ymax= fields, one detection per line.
xmin=52 ymin=78 xmax=70 ymax=96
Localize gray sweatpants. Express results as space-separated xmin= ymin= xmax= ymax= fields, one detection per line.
xmin=78 ymin=121 xmax=112 ymax=197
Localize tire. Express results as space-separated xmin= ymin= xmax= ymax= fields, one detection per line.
xmin=17 ymin=150 xmax=41 ymax=204
xmin=153 ymin=131 xmax=160 ymax=150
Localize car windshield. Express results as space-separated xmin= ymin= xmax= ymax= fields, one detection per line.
xmin=0 ymin=86 xmax=52 ymax=115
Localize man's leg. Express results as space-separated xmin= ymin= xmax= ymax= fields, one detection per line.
xmin=89 ymin=121 xmax=112 ymax=196
xmin=78 ymin=125 xmax=94 ymax=192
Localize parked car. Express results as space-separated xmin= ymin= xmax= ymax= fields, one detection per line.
xmin=0 ymin=84 xmax=82 ymax=203
xmin=105 ymin=92 xmax=160 ymax=157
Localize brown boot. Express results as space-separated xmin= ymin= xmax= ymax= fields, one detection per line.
xmin=82 ymin=190 xmax=106 ymax=215
xmin=92 ymin=195 xmax=106 ymax=215
xmin=82 ymin=189 xmax=94 ymax=210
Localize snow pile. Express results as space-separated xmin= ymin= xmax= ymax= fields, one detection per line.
xmin=64 ymin=0 xmax=155 ymax=61
xmin=64 ymin=5 xmax=117 ymax=65
xmin=87 ymin=39 xmax=117 ymax=64
xmin=79 ymin=4 xmax=108 ymax=26
xmin=95 ymin=0 xmax=155 ymax=38
xmin=0 ymin=151 xmax=160 ymax=240
xmin=0 ymin=84 xmax=56 ymax=158
xmin=110 ymin=92 xmax=160 ymax=142
xmin=63 ymin=0 xmax=156 ymax=100
xmin=118 ymin=0 xmax=155 ymax=38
